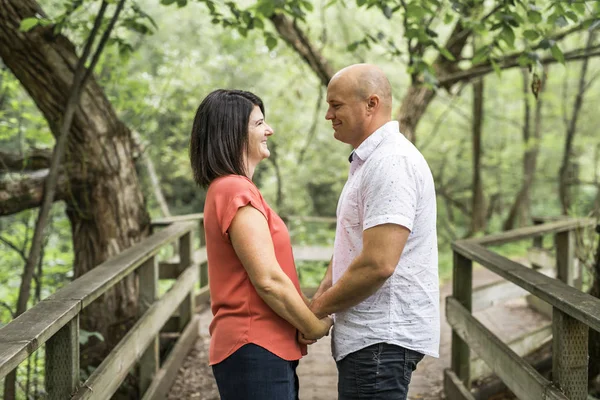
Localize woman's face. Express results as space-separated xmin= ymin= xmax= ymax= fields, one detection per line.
xmin=246 ymin=105 xmax=273 ymax=167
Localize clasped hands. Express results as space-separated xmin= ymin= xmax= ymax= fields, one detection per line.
xmin=298 ymin=297 xmax=333 ymax=346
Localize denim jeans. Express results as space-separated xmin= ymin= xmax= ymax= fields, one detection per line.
xmin=211 ymin=343 xmax=299 ymax=400
xmin=336 ymin=343 xmax=424 ymax=400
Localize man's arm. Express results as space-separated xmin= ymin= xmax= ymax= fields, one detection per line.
xmin=310 ymin=223 xmax=409 ymax=318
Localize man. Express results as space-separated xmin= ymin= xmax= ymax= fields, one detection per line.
xmin=309 ymin=64 xmax=439 ymax=399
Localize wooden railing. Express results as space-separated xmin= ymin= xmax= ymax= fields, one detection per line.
xmin=0 ymin=213 xmax=336 ymax=399
xmin=0 ymin=220 xmax=207 ymax=400
xmin=445 ymin=218 xmax=599 ymax=400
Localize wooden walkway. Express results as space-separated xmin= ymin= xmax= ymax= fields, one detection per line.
xmin=167 ymin=266 xmax=551 ymax=399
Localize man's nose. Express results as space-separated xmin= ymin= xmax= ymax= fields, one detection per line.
xmin=325 ymin=108 xmax=334 ymax=120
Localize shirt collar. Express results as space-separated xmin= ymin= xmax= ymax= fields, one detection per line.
xmin=350 ymin=121 xmax=399 ymax=163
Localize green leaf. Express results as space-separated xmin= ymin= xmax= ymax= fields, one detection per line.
xmin=406 ymin=4 xmax=426 ymax=19
xmin=357 ymin=0 xmax=367 ymax=6
xmin=490 ymin=59 xmax=502 ymax=77
xmin=527 ymin=10 xmax=542 ymax=23
xmin=265 ymin=35 xmax=277 ymax=50
xmin=501 ymin=27 xmax=516 ymax=47
xmin=565 ymin=11 xmax=578 ymax=23
xmin=302 ymin=1 xmax=314 ymax=12
xmin=438 ymin=47 xmax=455 ymax=61
xmin=19 ymin=18 xmax=39 ymax=32
xmin=550 ymin=44 xmax=565 ymax=64
xmin=160 ymin=0 xmax=177 ymax=5
xmin=523 ymin=29 xmax=540 ymax=40
xmin=554 ymin=15 xmax=568 ymax=28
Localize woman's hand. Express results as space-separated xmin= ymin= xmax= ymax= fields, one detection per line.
xmin=304 ymin=316 xmax=333 ymax=341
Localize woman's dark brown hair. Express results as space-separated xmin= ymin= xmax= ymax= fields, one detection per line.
xmin=190 ymin=89 xmax=264 ymax=187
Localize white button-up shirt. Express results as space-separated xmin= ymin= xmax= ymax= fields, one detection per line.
xmin=332 ymin=121 xmax=440 ymax=361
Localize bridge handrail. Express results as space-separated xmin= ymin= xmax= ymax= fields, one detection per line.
xmin=445 ymin=217 xmax=598 ymax=400
xmin=0 ymin=221 xmax=201 ymax=399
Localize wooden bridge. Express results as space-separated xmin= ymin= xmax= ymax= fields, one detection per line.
xmin=0 ymin=214 xmax=598 ymax=399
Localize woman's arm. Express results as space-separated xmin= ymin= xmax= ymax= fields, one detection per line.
xmin=229 ymin=205 xmax=332 ymax=340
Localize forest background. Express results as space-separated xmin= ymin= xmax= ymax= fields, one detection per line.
xmin=0 ymin=0 xmax=599 ymax=398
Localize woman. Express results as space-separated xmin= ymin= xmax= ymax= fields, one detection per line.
xmin=189 ymin=89 xmax=332 ymax=400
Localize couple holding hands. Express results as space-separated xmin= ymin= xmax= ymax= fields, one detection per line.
xmin=189 ymin=64 xmax=440 ymax=400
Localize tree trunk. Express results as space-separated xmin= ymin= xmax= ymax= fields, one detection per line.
xmin=470 ymin=77 xmax=486 ymax=234
xmin=559 ymin=32 xmax=595 ymax=214
xmin=503 ymin=68 xmax=546 ymax=230
xmin=0 ymin=0 xmax=150 ymax=371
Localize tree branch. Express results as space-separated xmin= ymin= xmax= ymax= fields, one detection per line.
xmin=0 ymin=149 xmax=52 ymax=172
xmin=269 ymin=13 xmax=334 ymax=86
xmin=439 ymin=47 xmax=600 ymax=87
xmin=0 ymin=235 xmax=26 ymax=261
xmin=0 ymin=170 xmax=69 ymax=216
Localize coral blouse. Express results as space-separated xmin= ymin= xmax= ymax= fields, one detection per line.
xmin=203 ymin=175 xmax=305 ymax=365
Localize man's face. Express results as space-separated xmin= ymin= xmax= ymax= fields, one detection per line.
xmin=325 ymin=79 xmax=369 ymax=147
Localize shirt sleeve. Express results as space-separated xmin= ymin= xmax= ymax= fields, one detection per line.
xmin=361 ymin=154 xmax=420 ymax=232
xmin=214 ymin=177 xmax=268 ymax=240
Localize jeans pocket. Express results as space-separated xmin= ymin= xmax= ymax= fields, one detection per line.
xmin=402 ymin=348 xmax=424 ymax=384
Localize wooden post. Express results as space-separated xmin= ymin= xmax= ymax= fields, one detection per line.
xmin=552 ymin=308 xmax=588 ymax=400
xmin=451 ymin=251 xmax=472 ymax=388
xmin=198 ymin=219 xmax=208 ymax=288
xmin=45 ymin=315 xmax=79 ymax=399
xmin=532 ymin=217 xmax=544 ymax=249
xmin=138 ymin=256 xmax=159 ymax=395
xmin=178 ymin=231 xmax=194 ymax=331
xmin=555 ymin=230 xmax=575 ymax=287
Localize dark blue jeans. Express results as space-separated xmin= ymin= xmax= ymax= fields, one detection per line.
xmin=336 ymin=343 xmax=424 ymax=400
xmin=212 ymin=343 xmax=299 ymax=400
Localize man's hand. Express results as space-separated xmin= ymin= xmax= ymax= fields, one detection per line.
xmin=303 ymin=316 xmax=333 ymax=341
xmin=297 ymin=330 xmax=317 ymax=345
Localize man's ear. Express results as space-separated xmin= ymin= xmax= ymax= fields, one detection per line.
xmin=367 ymin=95 xmax=379 ymax=113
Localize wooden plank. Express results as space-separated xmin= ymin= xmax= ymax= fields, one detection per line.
xmin=141 ymin=315 xmax=200 ymax=400
xmin=0 ymin=299 xmax=80 ymax=380
xmin=446 ymin=297 xmax=568 ymax=400
xmin=159 ymin=248 xmax=206 ymax=281
xmin=178 ymin=232 xmax=194 ymax=332
xmin=292 ymin=246 xmax=332 ymax=262
xmin=552 ymin=308 xmax=588 ymax=400
xmin=472 ymin=279 xmax=528 ymax=312
xmin=444 ymin=369 xmax=476 ymax=400
xmin=45 ymin=315 xmax=79 ymax=400
xmin=528 ymin=247 xmax=555 ymax=270
xmin=451 ymin=252 xmax=472 ymax=387
xmin=472 ymin=267 xmax=554 ymax=312
xmin=151 ymin=213 xmax=204 ymax=227
xmin=452 ymin=241 xmax=600 ymax=333
xmin=48 ymin=221 xmax=196 ymax=308
xmin=138 ymin=257 xmax=159 ymax=394
xmin=71 ymin=264 xmax=199 ymax=400
xmin=465 ymin=218 xmax=594 ymax=247
xmin=555 ymin=231 xmax=575 ymax=287
xmin=195 ymin=285 xmax=210 ymax=306
xmin=285 ymin=215 xmax=337 ymax=224
xmin=526 ymin=295 xmax=554 ymax=319
xmin=158 ymin=261 xmax=179 ymax=280
xmin=470 ymin=323 xmax=552 ymax=379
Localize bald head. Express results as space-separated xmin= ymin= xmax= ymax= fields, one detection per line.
xmin=329 ymin=64 xmax=392 ymax=115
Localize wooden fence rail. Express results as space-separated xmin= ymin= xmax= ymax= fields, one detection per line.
xmin=445 ymin=217 xmax=599 ymax=400
xmin=0 ymin=213 xmax=337 ymax=399
xmin=0 ymin=220 xmax=207 ymax=400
